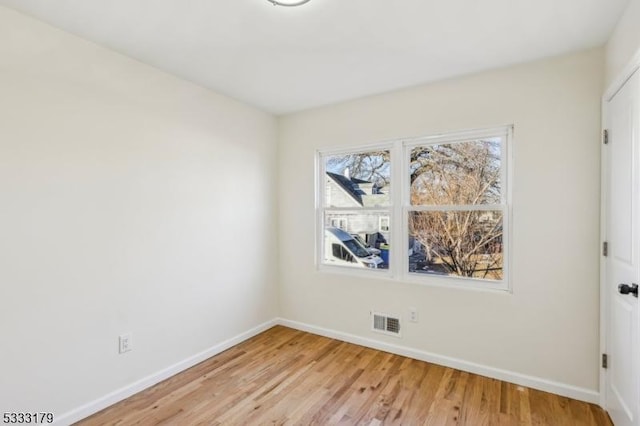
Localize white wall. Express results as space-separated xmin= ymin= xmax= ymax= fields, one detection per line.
xmin=278 ymin=49 xmax=604 ymax=393
xmin=0 ymin=1 xmax=611 ymax=418
xmin=605 ymin=0 xmax=640 ymax=85
xmin=0 ymin=5 xmax=278 ymax=419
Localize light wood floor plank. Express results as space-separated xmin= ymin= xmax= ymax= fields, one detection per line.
xmin=77 ymin=326 xmax=611 ymax=426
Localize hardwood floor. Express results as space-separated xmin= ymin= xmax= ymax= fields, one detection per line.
xmin=78 ymin=326 xmax=611 ymax=425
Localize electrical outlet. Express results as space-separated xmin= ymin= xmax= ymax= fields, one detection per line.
xmin=119 ymin=333 xmax=132 ymax=354
xmin=409 ymin=307 xmax=418 ymax=323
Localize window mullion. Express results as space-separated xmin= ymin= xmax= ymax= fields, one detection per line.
xmin=390 ymin=140 xmax=404 ymax=278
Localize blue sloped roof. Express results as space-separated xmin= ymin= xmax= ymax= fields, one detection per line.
xmin=326 ymin=172 xmax=367 ymax=205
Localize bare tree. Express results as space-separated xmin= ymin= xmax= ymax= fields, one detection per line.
xmin=327 ymin=151 xmax=390 ymax=186
xmin=409 ymin=211 xmax=503 ymax=279
xmin=408 ymin=140 xmax=503 ymax=279
xmin=327 ymin=140 xmax=503 ymax=279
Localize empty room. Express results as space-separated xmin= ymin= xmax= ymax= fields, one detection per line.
xmin=1 ymin=0 xmax=640 ymax=424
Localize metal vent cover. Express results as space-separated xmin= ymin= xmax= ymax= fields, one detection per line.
xmin=371 ymin=312 xmax=401 ymax=337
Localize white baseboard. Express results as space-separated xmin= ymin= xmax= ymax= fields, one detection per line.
xmin=277 ymin=318 xmax=600 ymax=405
xmin=54 ymin=319 xmax=278 ymax=426
xmin=55 ymin=316 xmax=600 ymax=425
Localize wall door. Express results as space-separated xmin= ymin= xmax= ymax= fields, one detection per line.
xmin=605 ymin=68 xmax=640 ymax=426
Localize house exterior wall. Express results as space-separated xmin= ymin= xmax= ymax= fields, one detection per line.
xmin=325 ymin=177 xmax=361 ymax=208
xmin=325 ymin=175 xmax=390 ymax=243
xmin=325 ymin=212 xmax=389 ymax=238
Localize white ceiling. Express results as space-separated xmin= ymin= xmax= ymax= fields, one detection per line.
xmin=0 ymin=0 xmax=630 ymax=114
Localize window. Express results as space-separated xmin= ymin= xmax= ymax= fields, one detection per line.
xmin=379 ymin=216 xmax=390 ymax=232
xmin=330 ymin=217 xmax=348 ymax=230
xmin=318 ymin=147 xmax=392 ymax=271
xmin=317 ymin=126 xmax=511 ymax=290
xmin=332 ymin=244 xmax=354 ymax=262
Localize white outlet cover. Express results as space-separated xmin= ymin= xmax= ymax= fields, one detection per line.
xmin=119 ymin=333 xmax=132 ymax=354
xmin=409 ymin=308 xmax=418 ymax=323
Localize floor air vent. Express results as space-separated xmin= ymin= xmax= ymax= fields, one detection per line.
xmin=372 ymin=312 xmax=401 ymax=337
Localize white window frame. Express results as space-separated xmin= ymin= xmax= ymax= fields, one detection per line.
xmin=316 ymin=143 xmax=394 ymax=278
xmin=316 ymin=126 xmax=512 ymax=292
xmin=401 ymin=126 xmax=512 ymax=291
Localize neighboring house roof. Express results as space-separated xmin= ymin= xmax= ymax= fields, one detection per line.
xmin=327 ymin=172 xmax=366 ymax=205
xmin=350 ymin=177 xmax=370 ymax=184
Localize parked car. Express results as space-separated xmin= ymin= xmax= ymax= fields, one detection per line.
xmin=325 ymin=227 xmax=384 ymax=269
xmin=351 ymin=233 xmax=381 ymax=256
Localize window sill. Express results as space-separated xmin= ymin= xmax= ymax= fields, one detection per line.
xmin=316 ymin=264 xmax=511 ymax=294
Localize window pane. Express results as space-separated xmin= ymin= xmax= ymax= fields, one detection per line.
xmin=408 ymin=210 xmax=503 ymax=280
xmin=324 ymin=150 xmax=390 ymax=207
xmin=410 ymin=139 xmax=501 ymax=206
xmin=324 ymin=211 xmax=390 ymax=269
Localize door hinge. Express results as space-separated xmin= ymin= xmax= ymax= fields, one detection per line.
xmin=603 ymin=129 xmax=609 ymax=145
xmin=603 ymin=241 xmax=608 ymax=257
xmin=602 ymin=353 xmax=608 ymax=369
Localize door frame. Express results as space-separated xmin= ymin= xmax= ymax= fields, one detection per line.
xmin=600 ymin=47 xmax=640 ymax=410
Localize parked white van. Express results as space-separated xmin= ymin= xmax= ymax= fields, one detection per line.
xmin=324 ymin=227 xmax=384 ymax=269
